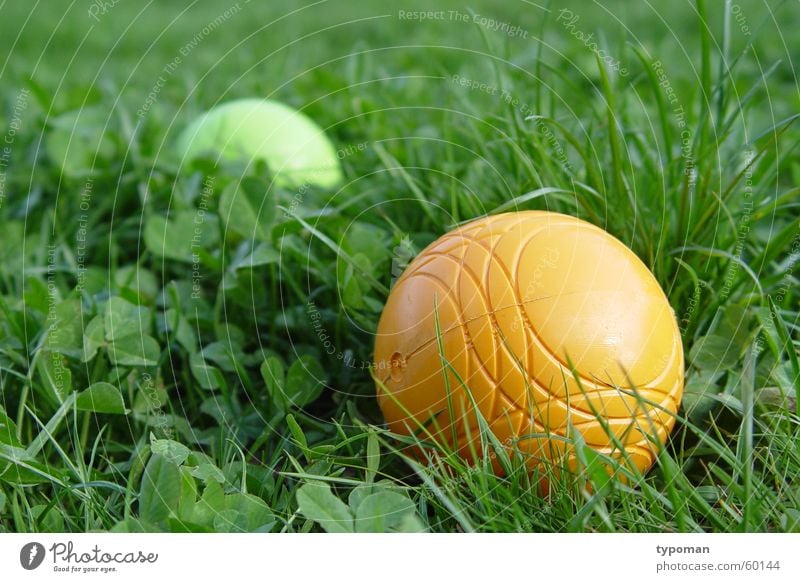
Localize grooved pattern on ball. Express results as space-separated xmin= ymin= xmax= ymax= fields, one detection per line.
xmin=374 ymin=211 xmax=684 ymax=474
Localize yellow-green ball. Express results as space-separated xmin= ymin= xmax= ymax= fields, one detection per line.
xmin=177 ymin=98 xmax=343 ymax=188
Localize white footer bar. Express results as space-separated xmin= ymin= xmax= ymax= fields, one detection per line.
xmin=1 ymin=533 xmax=797 ymax=581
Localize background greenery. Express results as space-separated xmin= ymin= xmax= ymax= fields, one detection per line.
xmin=0 ymin=0 xmax=798 ymax=532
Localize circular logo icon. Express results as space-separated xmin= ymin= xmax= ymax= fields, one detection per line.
xmin=20 ymin=542 xmax=46 ymax=570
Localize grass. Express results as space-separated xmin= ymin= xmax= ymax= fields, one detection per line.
xmin=0 ymin=0 xmax=799 ymax=532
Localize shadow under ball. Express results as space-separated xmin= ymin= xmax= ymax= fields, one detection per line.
xmin=373 ymin=211 xmax=684 ymax=478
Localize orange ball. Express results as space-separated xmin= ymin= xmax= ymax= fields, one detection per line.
xmin=374 ymin=211 xmax=684 ymax=479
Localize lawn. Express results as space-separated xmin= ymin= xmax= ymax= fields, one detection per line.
xmin=0 ymin=0 xmax=798 ymax=533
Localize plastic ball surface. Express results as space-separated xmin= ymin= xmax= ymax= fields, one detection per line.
xmin=177 ymin=98 xmax=343 ymax=188
xmin=374 ymin=211 xmax=684 ymax=478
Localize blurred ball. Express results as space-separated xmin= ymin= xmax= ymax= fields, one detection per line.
xmin=177 ymin=98 xmax=343 ymax=188
xmin=374 ymin=211 xmax=684 ymax=480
